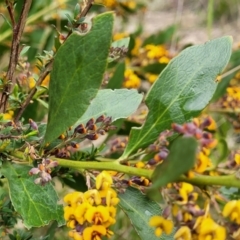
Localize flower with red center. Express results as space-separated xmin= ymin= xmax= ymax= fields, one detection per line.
xmin=83 ymin=225 xmax=107 ymax=240
xmin=85 ymin=206 xmax=110 ymax=225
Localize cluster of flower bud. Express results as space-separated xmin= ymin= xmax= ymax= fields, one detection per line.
xmin=74 ymin=115 xmax=116 ymax=141
xmin=29 ymin=158 xmax=58 ymax=185
xmin=51 ymin=115 xmax=116 ymax=159
xmin=109 ymin=46 xmax=128 ymax=60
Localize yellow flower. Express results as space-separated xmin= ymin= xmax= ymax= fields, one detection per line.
xmin=84 ymin=189 xmax=102 ymax=205
xmin=113 ymin=32 xmax=129 ymax=41
xmin=85 ymin=205 xmax=110 ymax=224
xmin=105 ymin=188 xmax=119 ymax=207
xmin=223 ymin=200 xmax=240 ymax=224
xmin=144 ymin=44 xmax=168 ymax=59
xmin=95 ymin=0 xmax=117 ymax=8
xmin=3 ymin=110 xmax=14 ymax=120
xmin=64 ymin=192 xmax=85 ymax=207
xmin=64 ymin=206 xmax=75 ymax=221
xmin=195 ymin=151 xmax=212 ymax=173
xmin=174 ymin=226 xmax=192 ymax=240
xmin=123 ymin=69 xmax=141 ymax=88
xmin=159 ymin=56 xmax=170 ymax=64
xmin=83 ymin=225 xmax=107 ymax=240
xmin=74 ymin=202 xmax=90 ymax=225
xmin=131 ymin=37 xmax=141 ymax=56
xmin=67 ymin=219 xmax=76 ymax=229
xmin=196 ymin=217 xmax=226 ymax=240
xmin=41 ymin=74 xmax=50 ymax=87
xmin=149 ymin=216 xmax=173 ymax=237
xmin=73 ymin=231 xmax=84 ymax=240
xmin=96 ymin=171 xmax=113 ymax=190
xmin=178 ymin=182 xmax=194 ymax=203
xmin=145 ymin=73 xmax=158 ymax=84
xmin=102 ymin=207 xmax=116 ymax=228
xmin=28 ymin=76 xmax=36 ymax=89
xmin=121 ymin=1 xmax=136 ymax=10
xmin=234 ymin=153 xmax=240 ymax=165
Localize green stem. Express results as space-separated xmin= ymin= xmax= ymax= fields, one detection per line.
xmin=179 ymin=174 xmax=240 ymax=188
xmin=52 ymin=157 xmax=153 ymax=179
xmin=207 ymin=0 xmax=214 ymax=39
xmin=209 ymin=107 xmax=240 ymax=114
xmin=9 ymin=150 xmax=240 ymax=188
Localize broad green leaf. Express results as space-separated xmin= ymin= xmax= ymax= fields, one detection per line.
xmin=119 ymin=187 xmax=174 ymax=240
xmin=120 ymin=36 xmax=232 ymax=159
xmin=147 ymin=137 xmax=198 ymax=201
xmin=44 ymin=12 xmax=114 ymax=144
xmin=107 ymin=61 xmax=125 ymax=89
xmin=74 ymin=89 xmax=143 ymax=126
xmin=1 ymin=162 xmax=64 ymax=229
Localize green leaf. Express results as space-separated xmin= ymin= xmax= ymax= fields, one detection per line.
xmin=111 ymin=37 xmax=130 ymax=49
xmin=142 ymin=25 xmax=176 ymax=46
xmin=1 ymin=162 xmax=64 ymax=229
xmin=74 ymin=89 xmax=143 ymax=126
xmin=211 ymin=138 xmax=229 ymax=166
xmin=107 ymin=61 xmax=125 ymax=89
xmin=120 ymin=36 xmax=232 ymax=159
xmin=44 ymin=12 xmax=114 ymax=144
xmin=147 ymin=137 xmax=198 ymax=201
xmin=143 ymin=62 xmax=167 ymax=74
xmin=119 ymin=187 xmax=174 ymax=240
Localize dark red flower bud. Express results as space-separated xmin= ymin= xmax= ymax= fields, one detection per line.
xmin=74 ymin=124 xmax=86 ymax=134
xmin=97 ymin=129 xmax=105 ymax=135
xmin=85 ymin=133 xmax=98 ymax=140
xmin=70 ymin=142 xmax=79 ymax=148
xmin=103 ymin=116 xmax=112 ymax=125
xmin=172 ymin=123 xmax=184 ymax=133
xmin=87 ymin=124 xmax=97 ymax=131
xmin=29 ymin=118 xmax=38 ymax=130
xmin=96 ymin=115 xmax=105 ymax=123
xmin=86 ymin=118 xmax=95 ymax=128
xmin=148 ymin=159 xmax=157 ymax=165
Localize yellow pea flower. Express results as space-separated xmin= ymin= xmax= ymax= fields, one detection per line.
xmin=149 ymin=216 xmax=173 ymax=237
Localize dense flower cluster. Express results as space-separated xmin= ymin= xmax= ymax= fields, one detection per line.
xmin=64 ymin=171 xmax=119 ymax=240
xmin=123 ymin=69 xmax=141 ymax=88
xmin=143 ymin=44 xmax=170 ymax=64
xmin=147 ymin=117 xmax=240 ymax=239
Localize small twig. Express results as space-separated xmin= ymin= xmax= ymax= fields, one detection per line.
xmin=5 ymin=0 xmax=15 ymax=26
xmin=80 ymin=0 xmax=94 ymax=18
xmin=221 ymin=64 xmax=240 ymax=79
xmin=14 ymin=60 xmax=53 ymax=122
xmin=0 ymin=0 xmax=32 ymax=113
xmin=0 ymin=134 xmax=20 ymax=140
